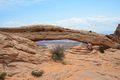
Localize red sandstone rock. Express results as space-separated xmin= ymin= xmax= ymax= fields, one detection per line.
xmin=106 ymin=24 xmax=120 ymax=43
xmin=0 ymin=32 xmax=49 ymax=65
xmin=0 ymin=25 xmax=119 ymax=48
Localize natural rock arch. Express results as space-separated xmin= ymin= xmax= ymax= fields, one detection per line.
xmin=0 ymin=25 xmax=119 ymax=48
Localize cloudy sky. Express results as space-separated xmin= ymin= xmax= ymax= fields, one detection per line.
xmin=0 ymin=0 xmax=120 ymax=34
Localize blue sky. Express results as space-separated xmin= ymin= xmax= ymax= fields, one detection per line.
xmin=0 ymin=0 xmax=120 ymax=34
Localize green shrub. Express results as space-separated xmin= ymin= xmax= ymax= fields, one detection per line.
xmin=89 ymin=30 xmax=92 ymax=33
xmin=0 ymin=72 xmax=7 ymax=80
xmin=99 ymin=45 xmax=105 ymax=53
xmin=47 ymin=44 xmax=65 ymax=61
xmin=31 ymin=70 xmax=44 ymax=77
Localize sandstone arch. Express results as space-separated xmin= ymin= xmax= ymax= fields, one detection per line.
xmin=0 ymin=25 xmax=119 ymax=48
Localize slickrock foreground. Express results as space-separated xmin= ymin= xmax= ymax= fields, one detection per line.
xmin=0 ymin=41 xmax=120 ymax=80
xmin=0 ymin=25 xmax=120 ymax=80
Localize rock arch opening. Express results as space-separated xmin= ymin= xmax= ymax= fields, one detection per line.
xmin=36 ymin=39 xmax=88 ymax=49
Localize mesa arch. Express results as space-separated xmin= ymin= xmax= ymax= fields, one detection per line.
xmin=0 ymin=25 xmax=119 ymax=48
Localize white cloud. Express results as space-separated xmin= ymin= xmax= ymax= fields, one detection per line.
xmin=0 ymin=16 xmax=120 ymax=34
xmin=54 ymin=16 xmax=120 ymax=33
xmin=57 ymin=18 xmax=88 ymax=24
xmin=56 ymin=16 xmax=120 ymax=25
xmin=0 ymin=21 xmax=49 ymax=27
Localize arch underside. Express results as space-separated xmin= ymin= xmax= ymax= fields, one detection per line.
xmin=12 ymin=32 xmax=118 ymax=48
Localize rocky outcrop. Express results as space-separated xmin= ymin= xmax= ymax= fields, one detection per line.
xmin=0 ymin=25 xmax=119 ymax=48
xmin=114 ymin=24 xmax=120 ymax=36
xmin=106 ymin=24 xmax=120 ymax=43
xmin=0 ymin=31 xmax=49 ymax=65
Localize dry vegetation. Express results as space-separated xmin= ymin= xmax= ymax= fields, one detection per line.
xmin=47 ymin=44 xmax=65 ymax=61
xmin=0 ymin=72 xmax=7 ymax=80
xmin=31 ymin=70 xmax=44 ymax=77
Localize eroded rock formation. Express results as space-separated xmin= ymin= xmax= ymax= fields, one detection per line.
xmin=114 ymin=24 xmax=120 ymax=36
xmin=0 ymin=25 xmax=119 ymax=48
xmin=0 ymin=31 xmax=49 ymax=65
xmin=106 ymin=24 xmax=120 ymax=43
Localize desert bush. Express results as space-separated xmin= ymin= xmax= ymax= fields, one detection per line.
xmin=31 ymin=70 xmax=44 ymax=77
xmin=47 ymin=44 xmax=65 ymax=61
xmin=116 ymin=44 xmax=120 ymax=49
xmin=0 ymin=72 xmax=7 ymax=80
xmin=89 ymin=30 xmax=92 ymax=33
xmin=99 ymin=45 xmax=105 ymax=53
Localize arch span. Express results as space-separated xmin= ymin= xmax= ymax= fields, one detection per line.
xmin=10 ymin=31 xmax=118 ymax=48
xmin=0 ymin=25 xmax=118 ymax=48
